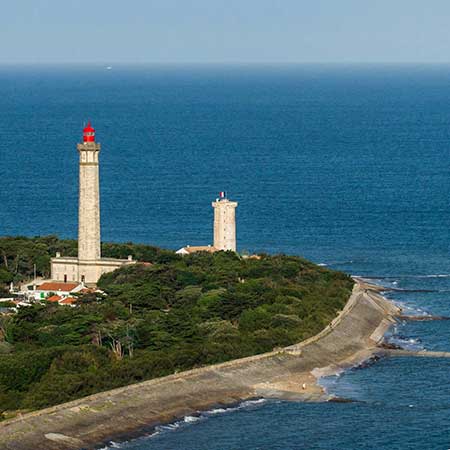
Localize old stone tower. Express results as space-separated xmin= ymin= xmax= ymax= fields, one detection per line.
xmin=212 ymin=192 xmax=238 ymax=251
xmin=50 ymin=123 xmax=134 ymax=285
xmin=78 ymin=122 xmax=101 ymax=263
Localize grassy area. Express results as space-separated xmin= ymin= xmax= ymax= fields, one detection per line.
xmin=0 ymin=236 xmax=353 ymax=418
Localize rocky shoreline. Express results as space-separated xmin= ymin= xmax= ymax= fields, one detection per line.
xmin=0 ymin=280 xmax=401 ymax=450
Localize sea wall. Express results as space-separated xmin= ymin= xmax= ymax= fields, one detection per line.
xmin=0 ymin=282 xmax=400 ymax=450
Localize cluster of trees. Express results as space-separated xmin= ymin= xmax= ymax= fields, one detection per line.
xmin=0 ymin=236 xmax=72 ymax=292
xmin=0 ymin=236 xmax=353 ymax=418
xmin=0 ymin=236 xmax=174 ymax=295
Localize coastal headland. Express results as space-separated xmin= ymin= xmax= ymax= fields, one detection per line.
xmin=0 ymin=280 xmax=401 ymax=450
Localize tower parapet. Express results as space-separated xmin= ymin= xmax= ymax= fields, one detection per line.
xmin=212 ymin=192 xmax=238 ymax=252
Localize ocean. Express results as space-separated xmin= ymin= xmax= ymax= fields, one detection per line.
xmin=1 ymin=64 xmax=450 ymax=449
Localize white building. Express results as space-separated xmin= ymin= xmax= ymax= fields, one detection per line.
xmin=31 ymin=282 xmax=84 ymax=301
xmin=176 ymin=245 xmax=218 ymax=255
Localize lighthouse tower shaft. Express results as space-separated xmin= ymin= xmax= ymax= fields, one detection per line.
xmin=50 ymin=122 xmax=135 ymax=286
xmin=77 ymin=127 xmax=101 ymax=262
xmin=212 ymin=198 xmax=238 ymax=251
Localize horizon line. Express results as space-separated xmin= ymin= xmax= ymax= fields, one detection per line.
xmin=3 ymin=61 xmax=450 ymax=66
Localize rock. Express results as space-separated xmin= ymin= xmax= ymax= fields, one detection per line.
xmin=327 ymin=397 xmax=356 ymax=403
xmin=398 ymin=315 xmax=450 ymax=322
xmin=378 ymin=342 xmax=403 ymax=350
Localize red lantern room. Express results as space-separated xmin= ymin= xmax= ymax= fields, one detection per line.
xmin=83 ymin=121 xmax=96 ymax=142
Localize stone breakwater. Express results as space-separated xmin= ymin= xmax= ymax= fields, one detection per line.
xmin=0 ymin=281 xmax=400 ymax=450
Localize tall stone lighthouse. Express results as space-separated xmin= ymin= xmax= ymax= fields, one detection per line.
xmin=50 ymin=123 xmax=134 ymax=285
xmin=212 ymin=192 xmax=238 ymax=251
xmin=78 ymin=122 xmax=101 ymax=263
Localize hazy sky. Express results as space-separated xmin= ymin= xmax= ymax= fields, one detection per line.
xmin=1 ymin=0 xmax=449 ymax=64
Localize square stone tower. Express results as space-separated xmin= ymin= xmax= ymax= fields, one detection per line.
xmin=212 ymin=192 xmax=238 ymax=251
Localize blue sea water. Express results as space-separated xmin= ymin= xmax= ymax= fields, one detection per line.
xmin=1 ymin=64 xmax=450 ymax=449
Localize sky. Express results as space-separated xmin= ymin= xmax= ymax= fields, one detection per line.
xmin=1 ymin=0 xmax=449 ymax=64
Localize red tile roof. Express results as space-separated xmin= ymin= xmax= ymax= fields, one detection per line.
xmin=47 ymin=295 xmax=62 ymax=303
xmin=60 ymin=297 xmax=76 ymax=305
xmin=38 ymin=282 xmax=79 ymax=292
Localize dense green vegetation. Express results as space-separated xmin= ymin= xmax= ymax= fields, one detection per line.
xmin=0 ymin=236 xmax=353 ymax=418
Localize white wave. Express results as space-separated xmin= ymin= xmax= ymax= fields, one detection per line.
xmin=146 ymin=430 xmax=161 ymax=438
xmin=392 ymin=300 xmax=430 ymax=317
xmin=184 ymin=415 xmax=201 ymax=423
xmin=388 ymin=335 xmax=423 ymax=351
xmin=421 ymin=274 xmax=450 ymax=278
xmin=208 ymin=407 xmax=228 ymax=414
xmin=317 ymin=371 xmax=365 ymax=400
xmin=105 ymin=399 xmax=269 ymax=448
xmin=353 ymin=274 xmax=450 ymax=281
xmin=240 ymin=398 xmax=267 ymax=407
xmin=206 ymin=398 xmax=267 ymax=416
xmin=317 ymin=375 xmax=338 ymax=393
xmin=317 ymin=263 xmax=327 ymax=267
xmin=159 ymin=423 xmax=180 ymax=431
xmin=402 ymin=274 xmax=450 ymax=279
